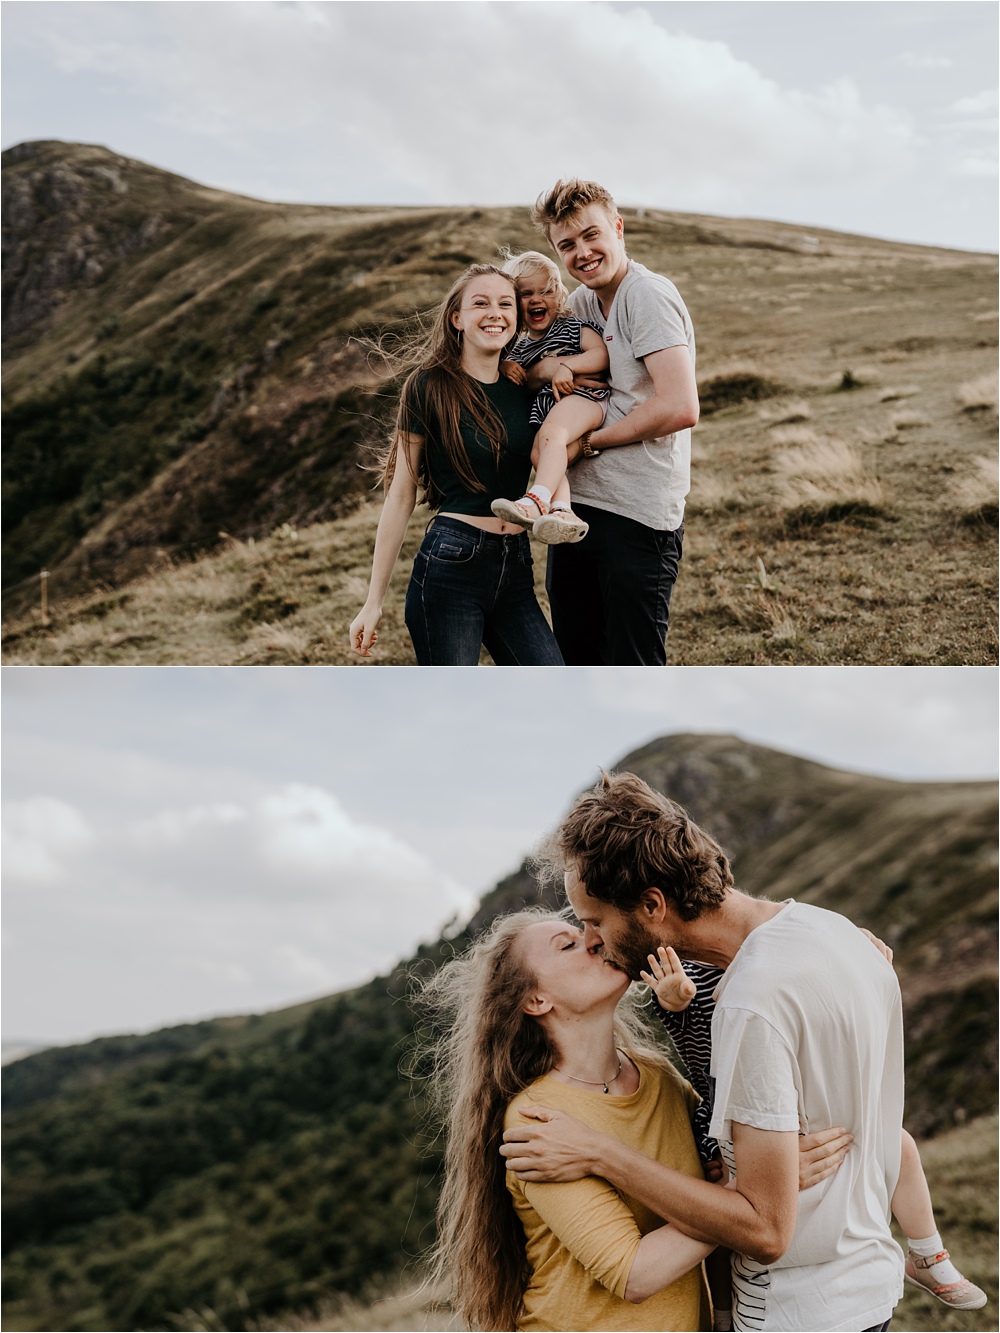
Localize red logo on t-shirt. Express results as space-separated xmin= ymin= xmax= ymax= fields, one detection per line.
xmin=606 ymin=335 xmax=613 ymax=342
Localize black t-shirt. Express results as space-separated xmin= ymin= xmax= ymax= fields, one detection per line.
xmin=400 ymin=370 xmax=534 ymax=517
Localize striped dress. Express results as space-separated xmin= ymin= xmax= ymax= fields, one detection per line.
xmin=654 ymin=961 xmax=782 ymax=1331
xmin=503 ymin=316 xmax=610 ymax=425
xmin=650 ymin=959 xmax=724 ymax=1165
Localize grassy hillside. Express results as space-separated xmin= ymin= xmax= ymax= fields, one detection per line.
xmin=2 ymin=735 xmax=996 ymax=1332
xmin=256 ymin=1118 xmax=999 ymax=1333
xmin=3 ymin=140 xmax=997 ymax=664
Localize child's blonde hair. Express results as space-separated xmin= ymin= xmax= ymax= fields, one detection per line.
xmin=500 ymin=250 xmax=572 ymax=318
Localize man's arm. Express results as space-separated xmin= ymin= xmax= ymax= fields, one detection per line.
xmin=502 ymin=1109 xmax=798 ymax=1264
xmin=585 ymin=344 xmax=699 ymax=451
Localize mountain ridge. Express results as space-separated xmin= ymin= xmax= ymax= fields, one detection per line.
xmin=4 ymin=140 xmax=996 ymax=669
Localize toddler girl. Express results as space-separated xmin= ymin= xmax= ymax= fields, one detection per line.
xmin=641 ymin=944 xmax=987 ymax=1330
xmin=492 ymin=251 xmax=609 ymax=544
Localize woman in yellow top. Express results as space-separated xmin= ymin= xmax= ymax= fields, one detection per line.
xmin=415 ymin=908 xmax=715 ymax=1332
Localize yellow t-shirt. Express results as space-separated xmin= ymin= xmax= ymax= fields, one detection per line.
xmin=505 ymin=1055 xmax=710 ymax=1332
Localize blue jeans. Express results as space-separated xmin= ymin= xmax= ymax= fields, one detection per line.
xmin=546 ymin=504 xmax=683 ymax=665
xmin=404 ymin=517 xmax=564 ymax=666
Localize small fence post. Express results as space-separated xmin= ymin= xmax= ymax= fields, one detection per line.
xmin=40 ymin=570 xmax=49 ymax=625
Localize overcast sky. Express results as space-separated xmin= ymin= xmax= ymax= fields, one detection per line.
xmin=3 ymin=666 xmax=996 ymax=1048
xmin=2 ymin=1 xmax=997 ymax=252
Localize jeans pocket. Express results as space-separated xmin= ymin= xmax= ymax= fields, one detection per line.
xmin=517 ymin=537 xmax=534 ymax=570
xmin=428 ymin=531 xmax=478 ymax=564
xmin=410 ymin=548 xmax=429 ymax=589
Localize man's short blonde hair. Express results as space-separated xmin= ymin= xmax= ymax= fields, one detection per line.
xmin=531 ymin=179 xmax=619 ymax=239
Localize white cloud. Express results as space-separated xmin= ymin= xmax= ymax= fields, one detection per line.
xmin=946 ymin=89 xmax=999 ymax=116
xmin=134 ymin=802 xmax=248 ymax=845
xmin=2 ymin=778 xmax=475 ymax=1040
xmin=10 ymin=0 xmax=917 ymax=212
xmin=954 ymin=155 xmax=999 ymax=178
xmin=258 ymin=783 xmax=428 ymax=878
xmin=588 ymin=667 xmax=999 ymax=783
xmin=2 ymin=796 xmax=94 ymax=883
xmin=898 ymin=51 xmax=953 ymax=71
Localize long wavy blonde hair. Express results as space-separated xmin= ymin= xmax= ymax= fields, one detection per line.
xmin=412 ymin=908 xmax=677 ymax=1331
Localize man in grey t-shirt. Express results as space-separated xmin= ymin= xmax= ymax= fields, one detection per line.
xmin=528 ymin=179 xmax=699 ymax=665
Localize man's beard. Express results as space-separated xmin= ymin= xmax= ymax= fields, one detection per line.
xmin=602 ymin=913 xmax=667 ymax=981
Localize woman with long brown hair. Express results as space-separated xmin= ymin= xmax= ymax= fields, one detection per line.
xmin=415 ymin=908 xmax=714 ymax=1331
xmin=348 ymin=264 xmax=563 ymax=665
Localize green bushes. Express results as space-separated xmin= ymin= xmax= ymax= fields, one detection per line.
xmin=2 ymin=352 xmax=215 ymax=586
xmin=1 ymin=984 xmax=441 ymax=1331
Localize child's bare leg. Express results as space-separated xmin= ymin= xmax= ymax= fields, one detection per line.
xmin=492 ymin=396 xmax=601 ymax=534
xmin=896 ymin=1127 xmax=986 ymax=1308
xmin=891 ymin=1127 xmax=935 ymax=1236
xmin=551 ymin=476 xmax=572 ymax=506
xmin=527 ymin=448 xmax=571 ymax=508
xmin=532 ymin=395 xmax=604 ymax=500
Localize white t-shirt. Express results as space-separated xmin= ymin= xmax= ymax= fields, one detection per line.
xmin=708 ymin=901 xmax=905 ymax=1332
xmin=568 ymin=260 xmax=695 ymax=531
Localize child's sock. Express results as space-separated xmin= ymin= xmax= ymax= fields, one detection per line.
xmin=907 ymin=1232 xmax=963 ymax=1285
xmin=525 ymin=483 xmax=552 ymax=511
xmin=712 ymin=1309 xmax=733 ymax=1331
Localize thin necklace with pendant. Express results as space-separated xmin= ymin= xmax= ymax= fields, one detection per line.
xmin=559 ymin=1050 xmax=624 ymax=1094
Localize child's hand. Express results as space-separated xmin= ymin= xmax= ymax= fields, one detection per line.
xmin=704 ymin=1156 xmax=726 ymax=1184
xmin=499 ymin=360 xmax=526 ymax=386
xmin=550 ymin=361 xmax=575 ymax=401
xmin=640 ymin=946 xmax=696 ymax=1011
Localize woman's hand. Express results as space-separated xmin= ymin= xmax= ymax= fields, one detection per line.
xmin=349 ymin=603 xmax=382 ymax=657
xmin=858 ymin=927 xmax=893 ymax=965
xmin=499 ymin=360 xmax=526 ymax=386
xmin=798 ymin=1127 xmax=853 ymax=1190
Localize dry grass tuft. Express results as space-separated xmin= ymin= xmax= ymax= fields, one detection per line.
xmin=171 ymin=1278 xmax=463 ymax=1333
xmin=878 ymin=385 xmax=920 ymax=402
xmin=776 ymin=437 xmax=885 ymax=525
xmin=957 ymin=374 xmax=999 ymax=413
xmin=949 ymin=455 xmax=999 ymax=527
xmin=891 ymin=409 xmax=930 ymax=431
xmin=238 ymin=623 xmax=313 ymax=662
xmin=258 ymin=1279 xmax=462 ymax=1333
xmin=760 ymin=398 xmax=812 ymax=425
xmin=688 ymin=474 xmax=749 ymax=514
xmin=762 ymin=600 xmax=799 ymax=644
xmin=770 ymin=425 xmax=819 ymax=448
xmin=698 ymin=359 xmax=784 ymax=415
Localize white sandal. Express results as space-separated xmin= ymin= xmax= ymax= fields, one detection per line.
xmin=491 ymin=492 xmax=545 ymax=527
xmin=904 ymin=1251 xmax=987 ymax=1310
xmin=533 ymin=505 xmax=589 ymax=545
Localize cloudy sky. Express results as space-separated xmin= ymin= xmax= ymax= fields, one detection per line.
xmin=2 ymin=1 xmax=997 ymax=252
xmin=3 ymin=666 xmax=996 ymax=1048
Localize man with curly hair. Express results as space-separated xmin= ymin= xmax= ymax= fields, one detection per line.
xmin=504 ymin=772 xmax=905 ymax=1332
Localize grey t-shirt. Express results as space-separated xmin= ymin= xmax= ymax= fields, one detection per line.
xmin=569 ymin=260 xmax=695 ymax=531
